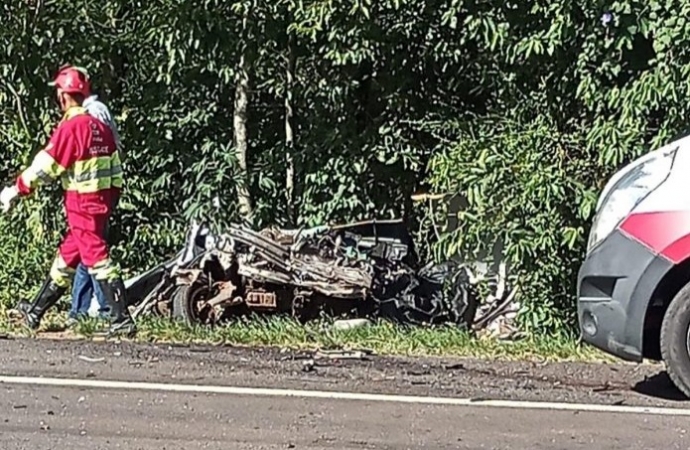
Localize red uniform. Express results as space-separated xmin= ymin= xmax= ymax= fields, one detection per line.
xmin=9 ymin=64 xmax=135 ymax=337
xmin=15 ymin=106 xmax=123 ymax=286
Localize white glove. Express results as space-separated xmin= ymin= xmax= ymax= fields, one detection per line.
xmin=0 ymin=186 xmax=19 ymax=213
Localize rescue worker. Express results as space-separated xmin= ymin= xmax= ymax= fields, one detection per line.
xmin=0 ymin=66 xmax=136 ymax=337
xmin=52 ymin=65 xmax=123 ymax=326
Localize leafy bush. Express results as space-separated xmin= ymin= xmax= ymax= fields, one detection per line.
xmin=426 ymin=116 xmax=598 ymax=332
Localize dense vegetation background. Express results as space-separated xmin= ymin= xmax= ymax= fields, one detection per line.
xmin=0 ymin=0 xmax=683 ymax=335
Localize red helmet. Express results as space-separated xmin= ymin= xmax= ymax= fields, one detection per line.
xmin=48 ymin=65 xmax=91 ymax=96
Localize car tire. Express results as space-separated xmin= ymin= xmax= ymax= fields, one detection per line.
xmin=172 ymin=284 xmax=202 ymax=325
xmin=660 ymin=282 xmax=690 ymax=398
xmin=172 ymin=282 xmax=226 ymax=326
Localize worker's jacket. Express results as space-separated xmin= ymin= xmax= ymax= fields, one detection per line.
xmin=15 ymin=106 xmax=122 ymax=228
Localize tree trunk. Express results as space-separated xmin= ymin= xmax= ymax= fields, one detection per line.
xmin=285 ymin=31 xmax=296 ymax=225
xmin=234 ymin=52 xmax=253 ymax=222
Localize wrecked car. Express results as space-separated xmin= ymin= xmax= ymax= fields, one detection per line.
xmin=124 ymin=218 xmax=479 ymax=328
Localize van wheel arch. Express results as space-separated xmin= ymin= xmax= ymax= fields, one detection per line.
xmin=643 ymin=258 xmax=690 ymax=360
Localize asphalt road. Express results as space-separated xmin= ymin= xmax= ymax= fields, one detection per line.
xmin=1 ymin=337 xmax=689 ymax=449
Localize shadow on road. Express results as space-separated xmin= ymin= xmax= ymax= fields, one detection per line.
xmin=632 ymin=372 xmax=689 ymax=402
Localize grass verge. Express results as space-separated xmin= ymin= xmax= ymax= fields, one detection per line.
xmin=0 ymin=305 xmax=612 ymax=362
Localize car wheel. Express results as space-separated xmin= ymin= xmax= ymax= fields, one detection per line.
xmin=172 ymin=282 xmax=216 ymax=326
xmin=660 ymin=282 xmax=690 ymax=398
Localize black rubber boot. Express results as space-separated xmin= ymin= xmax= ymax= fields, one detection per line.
xmin=96 ymin=278 xmax=137 ymax=338
xmin=14 ymin=277 xmax=66 ymax=330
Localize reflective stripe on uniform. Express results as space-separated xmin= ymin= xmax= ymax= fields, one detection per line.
xmin=61 ymin=152 xmax=123 ymax=193
xmin=49 ymin=255 xmax=76 ymax=288
xmin=88 ymin=258 xmax=120 ymax=281
xmin=20 ymin=151 xmax=66 ymax=191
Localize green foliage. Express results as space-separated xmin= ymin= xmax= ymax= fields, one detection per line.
xmin=0 ymin=0 xmax=681 ymax=335
xmin=421 ymin=0 xmax=690 ymax=334
xmin=427 ymin=116 xmax=597 ymax=332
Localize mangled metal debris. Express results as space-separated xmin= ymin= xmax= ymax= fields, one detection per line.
xmin=124 ymin=218 xmax=517 ymax=331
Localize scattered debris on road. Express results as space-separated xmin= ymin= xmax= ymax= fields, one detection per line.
xmin=302 ymin=359 xmax=316 ymax=372
xmin=314 ymin=349 xmax=373 ymax=361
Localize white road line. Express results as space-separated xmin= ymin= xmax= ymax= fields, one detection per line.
xmin=0 ymin=375 xmax=688 ymax=416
